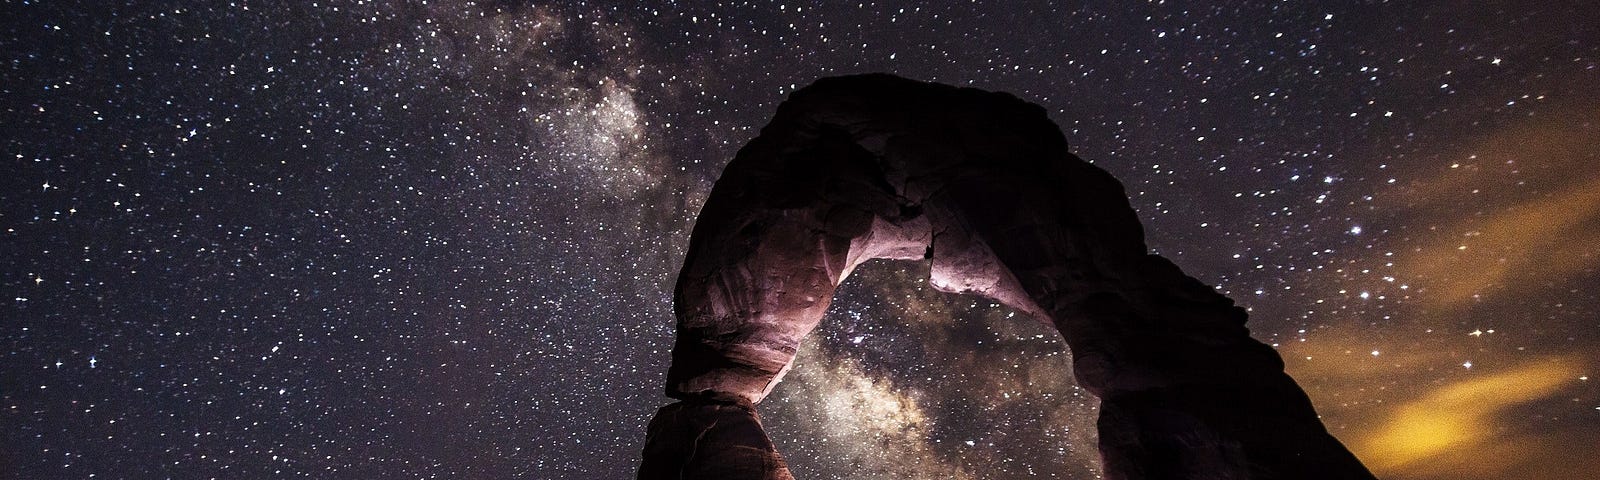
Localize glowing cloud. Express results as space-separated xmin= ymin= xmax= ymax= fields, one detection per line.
xmin=1390 ymin=108 xmax=1600 ymax=309
xmin=1400 ymin=177 xmax=1600 ymax=308
xmin=1282 ymin=325 xmax=1591 ymax=480
xmin=1353 ymin=358 xmax=1583 ymax=478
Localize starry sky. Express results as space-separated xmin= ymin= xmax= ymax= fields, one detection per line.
xmin=3 ymin=1 xmax=1598 ymax=478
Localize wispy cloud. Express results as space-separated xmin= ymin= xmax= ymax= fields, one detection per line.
xmin=1285 ymin=104 xmax=1600 ymax=479
xmin=1389 ymin=107 xmax=1600 ymax=309
xmin=1353 ymin=358 xmax=1583 ymax=476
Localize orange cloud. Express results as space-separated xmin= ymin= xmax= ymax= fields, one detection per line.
xmin=1389 ymin=107 xmax=1600 ymax=309
xmin=1280 ymin=319 xmax=1594 ymax=480
xmin=1351 ymin=358 xmax=1582 ymax=477
xmin=1399 ymin=177 xmax=1600 ymax=308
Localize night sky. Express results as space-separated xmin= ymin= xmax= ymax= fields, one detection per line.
xmin=4 ymin=1 xmax=1598 ymax=479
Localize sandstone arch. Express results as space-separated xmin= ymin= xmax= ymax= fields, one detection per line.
xmin=639 ymin=74 xmax=1375 ymax=480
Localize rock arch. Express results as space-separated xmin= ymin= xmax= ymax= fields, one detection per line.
xmin=639 ymin=74 xmax=1375 ymax=480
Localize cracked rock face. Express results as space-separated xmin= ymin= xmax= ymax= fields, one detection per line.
xmin=640 ymin=74 xmax=1376 ymax=480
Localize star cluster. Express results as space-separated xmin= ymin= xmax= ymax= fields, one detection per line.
xmin=3 ymin=1 xmax=1598 ymax=479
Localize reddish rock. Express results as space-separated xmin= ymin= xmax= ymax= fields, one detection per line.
xmin=640 ymin=74 xmax=1376 ymax=480
xmin=639 ymin=400 xmax=792 ymax=479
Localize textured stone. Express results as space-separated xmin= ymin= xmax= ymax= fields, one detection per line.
xmin=639 ymin=400 xmax=793 ymax=480
xmin=639 ymin=74 xmax=1376 ymax=480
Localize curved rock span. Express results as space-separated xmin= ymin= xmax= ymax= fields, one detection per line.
xmin=639 ymin=74 xmax=1376 ymax=479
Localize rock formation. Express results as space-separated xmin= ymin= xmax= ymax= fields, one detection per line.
xmin=640 ymin=74 xmax=1376 ymax=479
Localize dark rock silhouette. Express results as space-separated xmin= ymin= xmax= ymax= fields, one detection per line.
xmin=640 ymin=74 xmax=1376 ymax=479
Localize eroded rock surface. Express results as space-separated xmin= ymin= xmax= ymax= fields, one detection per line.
xmin=639 ymin=74 xmax=1376 ymax=480
xmin=639 ymin=400 xmax=792 ymax=479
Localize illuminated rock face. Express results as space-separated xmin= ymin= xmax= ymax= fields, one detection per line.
xmin=639 ymin=74 xmax=1376 ymax=480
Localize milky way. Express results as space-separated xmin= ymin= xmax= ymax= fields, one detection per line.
xmin=3 ymin=2 xmax=1598 ymax=479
